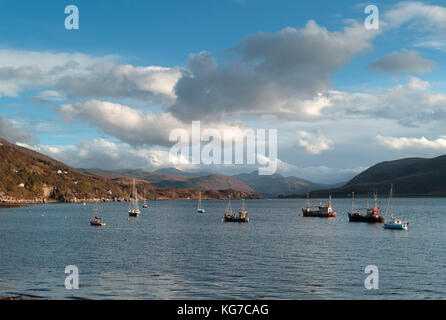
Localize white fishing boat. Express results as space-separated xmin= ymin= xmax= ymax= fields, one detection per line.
xmin=128 ymin=178 xmax=141 ymax=217
xmin=384 ymin=184 xmax=408 ymax=230
xmin=197 ymin=190 xmax=205 ymax=213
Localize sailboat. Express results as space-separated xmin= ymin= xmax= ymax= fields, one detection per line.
xmin=384 ymin=184 xmax=408 ymax=230
xmin=224 ymin=196 xmax=249 ymax=223
xmin=128 ymin=178 xmax=141 ymax=217
xmin=142 ymin=190 xmax=149 ymax=209
xmin=90 ymin=200 xmax=106 ymax=226
xmin=197 ymin=190 xmax=205 ymax=213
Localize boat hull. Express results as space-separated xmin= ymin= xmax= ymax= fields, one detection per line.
xmin=224 ymin=216 xmax=249 ymax=223
xmin=348 ymin=212 xmax=384 ymax=223
xmin=90 ymin=221 xmax=106 ymax=226
xmin=128 ymin=210 xmax=141 ymax=217
xmin=302 ymin=209 xmax=336 ymax=217
xmin=384 ymin=223 xmax=407 ymax=230
xmin=197 ymin=209 xmax=205 ymax=213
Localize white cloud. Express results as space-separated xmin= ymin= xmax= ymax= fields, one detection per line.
xmin=0 ymin=49 xmax=180 ymax=104
xmin=376 ymin=135 xmax=446 ymax=152
xmin=385 ymin=1 xmax=446 ymax=31
xmin=296 ymin=130 xmax=334 ymax=154
xmin=324 ymin=77 xmax=446 ymax=127
xmin=58 ymin=99 xmax=184 ymax=147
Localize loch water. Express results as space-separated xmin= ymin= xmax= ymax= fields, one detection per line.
xmin=0 ymin=198 xmax=444 ymax=299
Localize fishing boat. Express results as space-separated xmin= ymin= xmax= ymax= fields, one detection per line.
xmin=197 ymin=190 xmax=205 ymax=213
xmin=223 ymin=196 xmax=249 ymax=223
xmin=384 ymin=184 xmax=408 ymax=230
xmin=301 ymin=193 xmax=336 ymax=217
xmin=348 ymin=191 xmax=385 ymax=223
xmin=90 ymin=200 xmax=105 ymax=226
xmin=142 ymin=191 xmax=149 ymax=209
xmin=128 ymin=178 xmax=141 ymax=217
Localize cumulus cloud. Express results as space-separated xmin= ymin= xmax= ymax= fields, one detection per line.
xmin=324 ymin=77 xmax=446 ymax=127
xmin=384 ymin=1 xmax=446 ymax=31
xmin=58 ymin=99 xmax=184 ymax=147
xmin=169 ymin=20 xmax=378 ymax=121
xmin=376 ymin=135 xmax=446 ymax=152
xmin=0 ymin=116 xmax=38 ymax=144
xmin=368 ymin=49 xmax=436 ymax=74
xmin=296 ymin=130 xmax=334 ymax=154
xmin=55 ymin=61 xmax=181 ymax=104
xmin=0 ymin=49 xmax=179 ymax=104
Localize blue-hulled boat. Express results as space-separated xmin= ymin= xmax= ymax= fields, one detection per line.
xmin=383 ymin=184 xmax=408 ymax=230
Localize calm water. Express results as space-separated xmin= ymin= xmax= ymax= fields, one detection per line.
xmin=0 ymin=198 xmax=444 ymax=299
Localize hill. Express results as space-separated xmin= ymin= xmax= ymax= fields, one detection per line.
xmin=284 ymin=155 xmax=446 ymax=197
xmin=0 ymin=138 xmax=262 ymax=203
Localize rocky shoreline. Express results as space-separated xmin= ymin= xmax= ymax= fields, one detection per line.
xmin=0 ymin=190 xmax=264 ymax=208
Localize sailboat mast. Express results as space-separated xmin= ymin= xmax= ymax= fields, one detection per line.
xmin=389 ymin=184 xmax=393 ymax=219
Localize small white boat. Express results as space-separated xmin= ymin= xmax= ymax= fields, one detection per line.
xmin=197 ymin=190 xmax=205 ymax=213
xmin=383 ymin=184 xmax=408 ymax=230
xmin=128 ymin=178 xmax=141 ymax=216
xmin=142 ymin=191 xmax=149 ymax=209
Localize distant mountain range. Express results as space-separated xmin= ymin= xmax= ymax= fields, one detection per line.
xmin=232 ymin=171 xmax=325 ymax=197
xmin=82 ymin=168 xmax=327 ymax=197
xmin=283 ymin=155 xmax=446 ymax=197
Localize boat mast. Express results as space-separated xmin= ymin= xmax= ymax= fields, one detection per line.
xmin=198 ymin=190 xmax=202 ymax=210
xmin=374 ymin=190 xmax=378 ymax=208
xmin=226 ymin=196 xmax=232 ymax=215
xmin=306 ymin=193 xmax=310 ymax=209
xmin=389 ymin=184 xmax=393 ymax=220
xmin=352 ymin=192 xmax=355 ymax=212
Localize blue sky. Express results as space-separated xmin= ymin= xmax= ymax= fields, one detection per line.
xmin=1 ymin=1 xmax=446 ymax=183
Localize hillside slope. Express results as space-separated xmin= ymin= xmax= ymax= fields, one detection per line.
xmin=289 ymin=155 xmax=446 ymax=197
xmin=0 ymin=139 xmax=261 ymax=203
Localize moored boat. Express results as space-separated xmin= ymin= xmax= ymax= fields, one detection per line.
xmin=383 ymin=184 xmax=408 ymax=230
xmin=90 ymin=200 xmax=105 ymax=226
xmin=197 ymin=190 xmax=205 ymax=213
xmin=128 ymin=178 xmax=141 ymax=216
xmin=348 ymin=192 xmax=385 ymax=223
xmin=301 ymin=193 xmax=336 ymax=217
xmin=142 ymin=191 xmax=149 ymax=209
xmin=90 ymin=216 xmax=106 ymax=226
xmin=223 ymin=196 xmax=249 ymax=223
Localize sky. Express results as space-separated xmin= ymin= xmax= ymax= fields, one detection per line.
xmin=1 ymin=0 xmax=446 ymax=183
